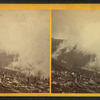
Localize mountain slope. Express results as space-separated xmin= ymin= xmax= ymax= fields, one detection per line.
xmin=51 ymin=38 xmax=100 ymax=93
xmin=52 ymin=38 xmax=95 ymax=70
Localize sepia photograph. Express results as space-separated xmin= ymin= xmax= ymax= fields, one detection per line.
xmin=51 ymin=10 xmax=100 ymax=93
xmin=0 ymin=10 xmax=50 ymax=93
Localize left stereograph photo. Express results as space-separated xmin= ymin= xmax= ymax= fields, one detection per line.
xmin=0 ymin=10 xmax=50 ymax=93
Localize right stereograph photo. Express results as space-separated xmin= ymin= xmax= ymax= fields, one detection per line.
xmin=51 ymin=10 xmax=100 ymax=93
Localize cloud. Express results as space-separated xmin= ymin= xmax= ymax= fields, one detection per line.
xmin=52 ymin=10 xmax=100 ymax=72
xmin=0 ymin=10 xmax=50 ymax=77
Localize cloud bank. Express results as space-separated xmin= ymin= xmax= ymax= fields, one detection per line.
xmin=52 ymin=10 xmax=100 ymax=72
xmin=0 ymin=10 xmax=50 ymax=77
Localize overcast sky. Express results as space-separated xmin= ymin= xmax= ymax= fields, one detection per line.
xmin=52 ymin=10 xmax=100 ymax=39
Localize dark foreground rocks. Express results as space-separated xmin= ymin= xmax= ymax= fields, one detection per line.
xmin=0 ymin=68 xmax=49 ymax=93
xmin=52 ymin=70 xmax=100 ymax=93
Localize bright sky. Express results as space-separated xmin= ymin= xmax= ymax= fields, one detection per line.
xmin=52 ymin=10 xmax=100 ymax=39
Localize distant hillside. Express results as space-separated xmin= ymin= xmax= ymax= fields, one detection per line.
xmin=52 ymin=38 xmax=63 ymax=53
xmin=0 ymin=50 xmax=19 ymax=68
xmin=52 ymin=58 xmax=66 ymax=71
xmin=52 ymin=38 xmax=95 ymax=70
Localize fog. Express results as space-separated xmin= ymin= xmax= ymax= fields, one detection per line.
xmin=52 ymin=10 xmax=100 ymax=71
xmin=0 ymin=10 xmax=50 ymax=77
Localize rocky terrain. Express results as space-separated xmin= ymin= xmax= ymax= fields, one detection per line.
xmin=0 ymin=68 xmax=49 ymax=93
xmin=0 ymin=49 xmax=49 ymax=93
xmin=52 ymin=38 xmax=100 ymax=93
